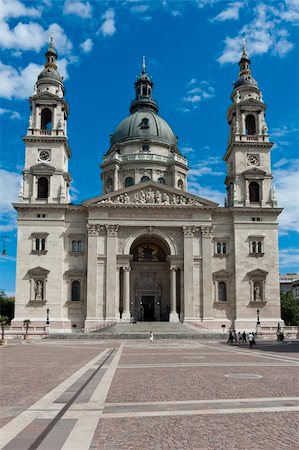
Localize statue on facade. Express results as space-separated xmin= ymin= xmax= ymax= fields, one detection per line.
xmin=58 ymin=119 xmax=64 ymax=130
xmin=162 ymin=193 xmax=170 ymax=204
xmin=155 ymin=190 xmax=162 ymax=203
xmin=146 ymin=188 xmax=155 ymax=203
xmin=139 ymin=190 xmax=146 ymax=203
xmin=28 ymin=115 xmax=33 ymax=129
xmin=254 ymin=282 xmax=262 ymax=301
xmin=34 ymin=280 xmax=43 ymax=300
xmin=124 ymin=192 xmax=130 ymax=204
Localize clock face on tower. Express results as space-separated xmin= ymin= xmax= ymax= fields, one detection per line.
xmin=247 ymin=154 xmax=259 ymax=166
xmin=38 ymin=150 xmax=51 ymax=161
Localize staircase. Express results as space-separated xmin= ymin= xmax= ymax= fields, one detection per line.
xmin=49 ymin=322 xmax=224 ymax=340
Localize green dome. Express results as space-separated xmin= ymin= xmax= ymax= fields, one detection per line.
xmin=111 ymin=111 xmax=177 ymax=146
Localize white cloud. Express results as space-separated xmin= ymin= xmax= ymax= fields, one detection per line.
xmin=188 ymin=181 xmax=225 ymax=205
xmin=0 ymin=0 xmax=41 ymax=20
xmin=217 ymin=3 xmax=295 ymax=64
xmin=99 ymin=8 xmax=116 ymax=37
xmin=279 ymin=248 xmax=299 ymax=269
xmin=180 ymin=78 xmax=215 ymax=111
xmin=0 ymin=169 xmax=21 ymax=232
xmin=271 ymin=124 xmax=299 ymax=138
xmin=211 ymin=2 xmax=244 ymax=22
xmin=0 ymin=61 xmax=42 ymax=99
xmin=181 ymin=146 xmax=194 ymax=154
xmin=0 ymin=107 xmax=21 ymax=119
xmin=0 ymin=21 xmax=73 ymax=54
xmin=80 ymin=38 xmax=93 ymax=53
xmin=131 ymin=4 xmax=149 ymax=13
xmin=274 ymin=163 xmax=299 ymax=233
xmin=63 ymin=1 xmax=92 ymax=18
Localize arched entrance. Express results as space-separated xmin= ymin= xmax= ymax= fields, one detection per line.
xmin=129 ymin=236 xmax=172 ymax=321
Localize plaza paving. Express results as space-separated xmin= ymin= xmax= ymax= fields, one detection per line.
xmin=0 ymin=338 xmax=298 ymax=450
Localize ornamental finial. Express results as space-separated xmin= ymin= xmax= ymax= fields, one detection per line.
xmin=142 ymin=56 xmax=146 ymax=74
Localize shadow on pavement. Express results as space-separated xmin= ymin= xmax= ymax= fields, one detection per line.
xmin=220 ymin=340 xmax=299 ymax=353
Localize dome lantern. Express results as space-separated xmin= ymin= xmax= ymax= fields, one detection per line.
xmin=130 ymin=57 xmax=159 ymax=114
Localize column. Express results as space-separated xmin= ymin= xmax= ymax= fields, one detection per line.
xmin=169 ymin=267 xmax=179 ymax=322
xmin=183 ymin=226 xmax=196 ymax=320
xmin=85 ymin=224 xmax=99 ymax=330
xmin=105 ymin=224 xmax=118 ymax=321
xmin=122 ymin=266 xmax=131 ymax=322
xmin=115 ymin=267 xmax=120 ymax=320
xmin=201 ymin=226 xmax=213 ymax=320
xmin=113 ymin=167 xmax=119 ymax=191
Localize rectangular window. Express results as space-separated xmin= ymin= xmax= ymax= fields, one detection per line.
xmin=31 ymin=233 xmax=48 ymax=254
xmin=249 ymin=237 xmax=264 ymax=256
xmin=68 ymin=235 xmax=85 ymax=255
xmin=214 ymin=241 xmax=228 ymax=256
xmin=35 ymin=238 xmax=46 ymax=251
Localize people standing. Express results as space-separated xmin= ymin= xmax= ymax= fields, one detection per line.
xmin=242 ymin=331 xmax=247 ymax=344
xmin=248 ymin=332 xmax=254 ymax=349
xmin=227 ymin=331 xmax=234 ymax=344
xmin=149 ymin=331 xmax=154 ymax=344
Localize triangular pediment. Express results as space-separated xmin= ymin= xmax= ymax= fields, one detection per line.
xmin=28 ymin=266 xmax=50 ymax=276
xmin=242 ymin=167 xmax=266 ymax=176
xmin=239 ymin=98 xmax=264 ymax=107
xmin=83 ymin=181 xmax=218 ymax=207
xmin=247 ymin=268 xmax=268 ymax=278
xmin=31 ymin=92 xmax=59 ymax=101
xmin=30 ymin=163 xmax=56 ymax=174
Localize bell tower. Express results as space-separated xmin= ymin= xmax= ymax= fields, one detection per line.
xmin=20 ymin=37 xmax=71 ymax=204
xmin=224 ymin=42 xmax=277 ymax=208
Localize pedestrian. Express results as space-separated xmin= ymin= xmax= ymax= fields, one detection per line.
xmin=227 ymin=331 xmax=234 ymax=344
xmin=248 ymin=332 xmax=254 ymax=349
xmin=242 ymin=331 xmax=246 ymax=344
xmin=238 ymin=332 xmax=242 ymax=345
xmin=149 ymin=331 xmax=154 ymax=344
xmin=233 ymin=330 xmax=237 ymax=343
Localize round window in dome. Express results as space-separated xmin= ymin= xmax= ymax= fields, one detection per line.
xmin=157 ymin=178 xmax=166 ymax=184
xmin=141 ymin=176 xmax=150 ymax=183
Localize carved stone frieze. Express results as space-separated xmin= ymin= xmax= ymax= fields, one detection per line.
xmin=99 ymin=188 xmax=203 ymax=206
xmin=105 ymin=224 xmax=119 ymax=236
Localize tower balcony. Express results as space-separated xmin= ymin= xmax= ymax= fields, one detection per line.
xmin=234 ymin=134 xmax=269 ymax=143
xmin=102 ymin=152 xmax=188 ymax=167
xmin=27 ymin=129 xmax=66 ymax=137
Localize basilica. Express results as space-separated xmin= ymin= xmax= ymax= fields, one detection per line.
xmin=12 ymin=39 xmax=283 ymax=332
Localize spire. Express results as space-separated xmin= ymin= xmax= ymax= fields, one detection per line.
xmin=129 ymin=58 xmax=158 ymax=114
xmin=233 ymin=40 xmax=259 ymax=91
xmin=45 ymin=36 xmax=58 ymax=70
xmin=36 ymin=36 xmax=64 ymax=90
xmin=142 ymin=56 xmax=146 ymax=74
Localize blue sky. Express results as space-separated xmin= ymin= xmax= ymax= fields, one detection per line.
xmin=0 ymin=0 xmax=299 ymax=295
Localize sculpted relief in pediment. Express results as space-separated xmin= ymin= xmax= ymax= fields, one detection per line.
xmin=99 ymin=187 xmax=203 ymax=206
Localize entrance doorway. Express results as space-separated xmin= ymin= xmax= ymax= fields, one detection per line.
xmin=142 ymin=296 xmax=155 ymax=321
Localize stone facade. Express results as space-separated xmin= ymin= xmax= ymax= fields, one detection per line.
xmin=12 ymin=42 xmax=283 ymax=332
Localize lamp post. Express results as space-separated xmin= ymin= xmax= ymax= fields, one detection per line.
xmin=46 ymin=308 xmax=50 ymax=325
xmin=256 ymin=308 xmax=261 ymax=334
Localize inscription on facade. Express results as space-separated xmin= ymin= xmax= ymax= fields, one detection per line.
xmin=108 ymin=212 xmax=192 ymax=219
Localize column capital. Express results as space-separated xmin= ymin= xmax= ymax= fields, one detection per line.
xmin=183 ymin=225 xmax=200 ymax=237
xmin=201 ymin=225 xmax=214 ymax=238
xmin=87 ymin=224 xmax=106 ymax=236
xmin=123 ymin=265 xmax=131 ymax=272
xmin=105 ymin=224 xmax=119 ymax=236
xmin=170 ymin=266 xmax=177 ymax=272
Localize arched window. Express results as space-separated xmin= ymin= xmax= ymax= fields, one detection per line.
xmin=37 ymin=177 xmax=49 ymax=199
xmin=125 ymin=177 xmax=134 ymax=188
xmin=249 ymin=181 xmax=260 ymax=202
xmin=218 ymin=281 xmax=227 ymax=302
xmin=71 ymin=240 xmax=77 ymax=252
xmin=157 ymin=178 xmax=166 ymax=184
xmin=177 ymin=179 xmax=184 ymax=190
xmin=245 ymin=115 xmax=256 ymax=135
xmin=142 ymin=144 xmax=150 ymax=152
xmin=71 ymin=280 xmax=80 ymax=301
xmin=41 ymin=108 xmax=52 ymax=130
xmin=141 ymin=176 xmax=150 ymax=183
xmin=105 ymin=178 xmax=113 ymax=193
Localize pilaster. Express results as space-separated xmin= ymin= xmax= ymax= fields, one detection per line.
xmin=105 ymin=224 xmax=119 ymax=320
xmin=201 ymin=225 xmax=214 ymax=320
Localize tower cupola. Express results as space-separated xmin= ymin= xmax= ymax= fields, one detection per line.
xmin=130 ymin=57 xmax=158 ymax=114
xmin=233 ymin=40 xmax=258 ymax=92
xmin=36 ymin=37 xmax=65 ymax=96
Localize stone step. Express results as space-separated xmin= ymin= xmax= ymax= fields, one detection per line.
xmin=48 ymin=322 xmax=225 ymax=340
